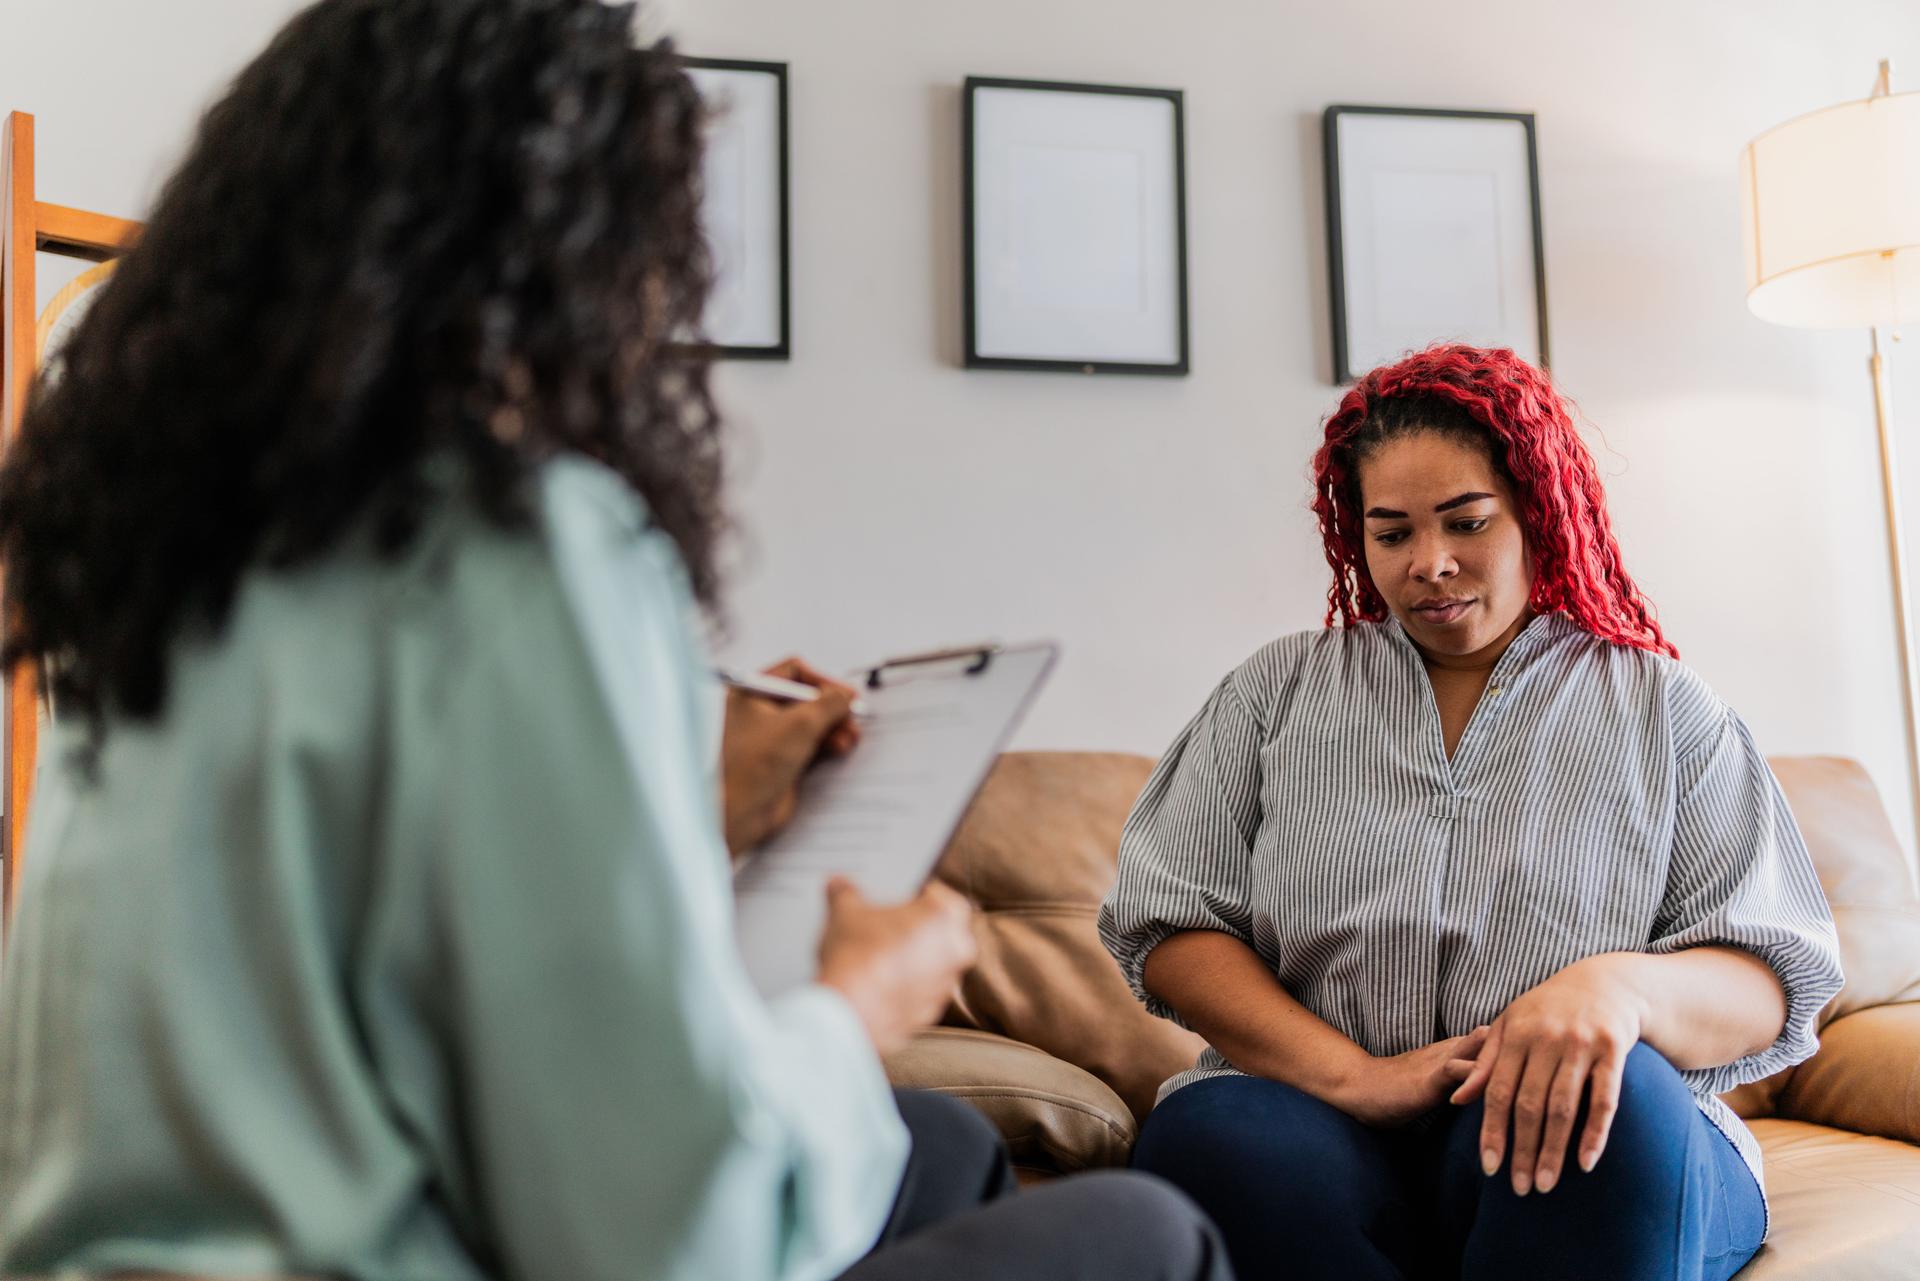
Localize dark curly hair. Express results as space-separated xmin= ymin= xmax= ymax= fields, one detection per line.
xmin=0 ymin=0 xmax=726 ymax=741
xmin=1310 ymin=345 xmax=1674 ymax=657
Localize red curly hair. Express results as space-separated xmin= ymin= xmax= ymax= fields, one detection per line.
xmin=1310 ymin=345 xmax=1674 ymax=657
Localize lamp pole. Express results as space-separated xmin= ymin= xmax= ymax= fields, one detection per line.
xmin=1867 ymin=318 xmax=1920 ymax=850
xmin=1861 ymin=60 xmax=1920 ymax=852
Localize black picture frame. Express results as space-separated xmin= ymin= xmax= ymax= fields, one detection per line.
xmin=1322 ymin=105 xmax=1549 ymax=384
xmin=682 ymin=56 xmax=791 ymax=360
xmin=964 ymin=76 xmax=1190 ymax=376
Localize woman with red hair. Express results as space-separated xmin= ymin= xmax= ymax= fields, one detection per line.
xmin=1100 ymin=345 xmax=1842 ymax=1280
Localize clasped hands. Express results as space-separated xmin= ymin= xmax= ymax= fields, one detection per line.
xmin=1335 ymin=955 xmax=1649 ymax=1197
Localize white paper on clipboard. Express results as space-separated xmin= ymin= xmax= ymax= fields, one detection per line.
xmin=733 ymin=641 xmax=1059 ymax=996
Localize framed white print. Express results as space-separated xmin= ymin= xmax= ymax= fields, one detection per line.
xmin=684 ymin=57 xmax=789 ymax=359
xmin=1324 ymin=106 xmax=1549 ymax=383
xmin=964 ymin=77 xmax=1189 ymax=375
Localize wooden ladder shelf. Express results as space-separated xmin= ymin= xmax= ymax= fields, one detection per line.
xmin=1 ymin=110 xmax=144 ymax=920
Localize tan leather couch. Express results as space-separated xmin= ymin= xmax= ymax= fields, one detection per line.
xmin=886 ymin=752 xmax=1920 ymax=1278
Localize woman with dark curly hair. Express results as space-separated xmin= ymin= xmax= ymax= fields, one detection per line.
xmin=1101 ymin=346 xmax=1844 ymax=1280
xmin=0 ymin=3 xmax=1229 ymax=1280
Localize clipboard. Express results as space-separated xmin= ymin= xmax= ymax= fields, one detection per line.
xmin=733 ymin=640 xmax=1059 ymax=996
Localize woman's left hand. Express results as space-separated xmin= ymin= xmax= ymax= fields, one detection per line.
xmin=1449 ymin=954 xmax=1648 ymax=1196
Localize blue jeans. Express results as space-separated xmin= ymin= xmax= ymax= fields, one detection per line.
xmin=1131 ymin=1043 xmax=1764 ymax=1281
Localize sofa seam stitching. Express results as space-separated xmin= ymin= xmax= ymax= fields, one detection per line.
xmin=918 ymin=1085 xmax=1134 ymax=1144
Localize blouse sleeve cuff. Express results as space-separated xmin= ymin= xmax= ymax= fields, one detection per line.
xmin=1110 ymin=920 xmax=1195 ymax=1029
xmin=1648 ymin=937 xmax=1843 ymax=1094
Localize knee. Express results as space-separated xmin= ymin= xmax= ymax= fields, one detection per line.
xmin=1056 ymin=1172 xmax=1226 ymax=1278
xmin=1445 ymin=1043 xmax=1695 ymax=1185
xmin=1599 ymin=1043 xmax=1694 ymax=1154
xmin=1617 ymin=1040 xmax=1684 ymax=1093
xmin=1135 ymin=1078 xmax=1356 ymax=1183
xmin=1073 ymin=1170 xmax=1213 ymax=1226
xmin=1133 ymin=1082 xmax=1388 ymax=1227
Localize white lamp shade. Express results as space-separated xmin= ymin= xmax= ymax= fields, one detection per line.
xmin=1741 ymin=88 xmax=1920 ymax=328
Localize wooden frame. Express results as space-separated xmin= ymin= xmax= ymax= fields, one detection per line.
xmin=2 ymin=111 xmax=143 ymax=921
xmin=1322 ymin=105 xmax=1549 ymax=384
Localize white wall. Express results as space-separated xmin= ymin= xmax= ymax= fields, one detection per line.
xmin=9 ymin=0 xmax=1920 ymax=856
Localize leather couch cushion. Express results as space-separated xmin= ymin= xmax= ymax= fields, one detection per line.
xmin=1730 ymin=758 xmax=1920 ymax=1119
xmin=883 ymin=1027 xmax=1136 ymax=1174
xmin=1722 ymin=1077 xmax=1789 ymax=1122
xmin=1742 ymin=1119 xmax=1920 ymax=1280
xmin=1767 ymin=757 xmax=1920 ymax=1024
xmin=932 ymin=752 xmax=1204 ymax=1124
xmin=1776 ymin=1002 xmax=1920 ymax=1144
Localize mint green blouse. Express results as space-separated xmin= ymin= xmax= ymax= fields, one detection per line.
xmin=0 ymin=455 xmax=907 ymax=1281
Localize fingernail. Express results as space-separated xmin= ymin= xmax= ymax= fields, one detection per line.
xmin=1513 ymin=1170 xmax=1532 ymax=1196
xmin=1579 ymin=1149 xmax=1596 ymax=1172
xmin=1481 ymin=1149 xmax=1499 ymax=1177
xmin=1535 ymin=1169 xmax=1556 ymax=1194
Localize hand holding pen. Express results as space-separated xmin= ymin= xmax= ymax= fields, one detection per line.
xmin=715 ymin=657 xmax=865 ymax=859
xmin=713 ymin=664 xmax=871 ymax=719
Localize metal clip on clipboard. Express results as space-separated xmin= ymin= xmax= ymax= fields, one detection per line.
xmin=863 ymin=642 xmax=1001 ymax=689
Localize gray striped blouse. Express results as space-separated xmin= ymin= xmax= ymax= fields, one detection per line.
xmin=1098 ymin=611 xmax=1844 ymax=1213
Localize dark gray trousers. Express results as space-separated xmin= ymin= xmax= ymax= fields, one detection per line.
xmin=836 ymin=1089 xmax=1235 ymax=1281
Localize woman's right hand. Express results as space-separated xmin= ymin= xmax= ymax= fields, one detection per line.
xmin=1333 ymin=1026 xmax=1490 ymax=1128
xmin=816 ymin=877 xmax=978 ymax=1057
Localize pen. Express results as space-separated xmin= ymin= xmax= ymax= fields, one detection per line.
xmin=713 ymin=667 xmax=871 ymax=717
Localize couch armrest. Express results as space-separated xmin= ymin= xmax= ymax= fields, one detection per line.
xmin=883 ymin=1027 xmax=1136 ymax=1175
xmin=1775 ymin=1002 xmax=1920 ymax=1144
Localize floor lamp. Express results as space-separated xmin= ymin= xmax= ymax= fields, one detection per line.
xmin=1741 ymin=60 xmax=1920 ymax=848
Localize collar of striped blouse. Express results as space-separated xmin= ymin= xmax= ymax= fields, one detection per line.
xmin=1384 ymin=608 xmax=1563 ymax=676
